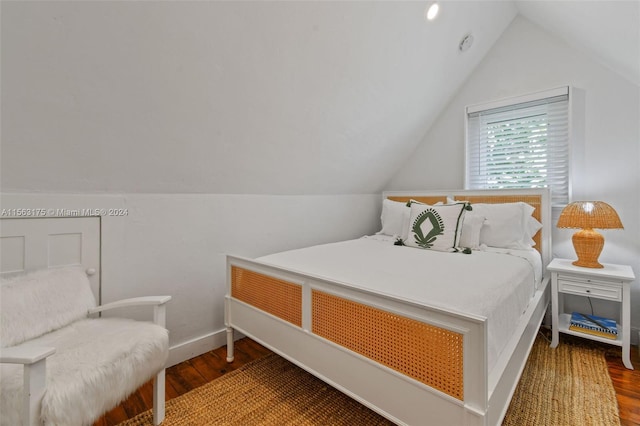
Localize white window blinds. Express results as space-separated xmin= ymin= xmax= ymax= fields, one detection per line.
xmin=466 ymin=87 xmax=570 ymax=206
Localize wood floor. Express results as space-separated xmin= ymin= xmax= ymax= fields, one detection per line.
xmin=606 ymin=344 xmax=640 ymax=425
xmin=95 ymin=336 xmax=640 ymax=426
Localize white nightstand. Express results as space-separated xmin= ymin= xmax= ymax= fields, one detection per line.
xmin=548 ymin=258 xmax=635 ymax=369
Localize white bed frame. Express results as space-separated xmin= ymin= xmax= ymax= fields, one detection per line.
xmin=225 ymin=189 xmax=551 ymax=426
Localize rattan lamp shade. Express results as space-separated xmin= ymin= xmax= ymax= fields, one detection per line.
xmin=557 ymin=201 xmax=623 ymax=268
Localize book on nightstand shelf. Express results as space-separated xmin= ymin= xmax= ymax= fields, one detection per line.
xmin=568 ymin=312 xmax=618 ymax=340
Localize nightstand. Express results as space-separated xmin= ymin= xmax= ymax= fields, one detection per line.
xmin=548 ymin=258 xmax=635 ymax=369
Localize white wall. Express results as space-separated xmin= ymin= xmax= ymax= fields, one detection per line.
xmin=0 ymin=1 xmax=516 ymax=196
xmin=388 ymin=16 xmax=640 ymax=342
xmin=0 ymin=192 xmax=380 ymax=364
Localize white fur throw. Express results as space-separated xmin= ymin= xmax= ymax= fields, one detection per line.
xmin=1 ymin=318 xmax=169 ymax=426
xmin=1 ymin=267 xmax=96 ymax=348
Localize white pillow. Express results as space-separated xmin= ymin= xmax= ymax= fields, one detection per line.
xmin=459 ymin=213 xmax=485 ymax=250
xmin=472 ymin=202 xmax=536 ymax=249
xmin=405 ymin=203 xmax=466 ymax=252
xmin=525 ymin=216 xmax=543 ymax=246
xmin=440 ymin=198 xmax=484 ymax=249
xmin=378 ymin=199 xmax=410 ymax=238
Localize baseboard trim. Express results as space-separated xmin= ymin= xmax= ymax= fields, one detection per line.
xmin=167 ymin=329 xmax=226 ymax=367
xmin=167 ymin=328 xmax=247 ymax=367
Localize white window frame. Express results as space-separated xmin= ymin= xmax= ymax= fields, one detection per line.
xmin=465 ymin=86 xmax=571 ymax=207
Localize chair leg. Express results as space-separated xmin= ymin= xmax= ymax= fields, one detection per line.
xmin=24 ymin=359 xmax=47 ymax=426
xmin=152 ymin=369 xmax=166 ymax=425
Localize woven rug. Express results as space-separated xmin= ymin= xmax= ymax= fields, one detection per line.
xmin=503 ymin=335 xmax=620 ymax=426
xmin=119 ymin=335 xmax=619 ymax=425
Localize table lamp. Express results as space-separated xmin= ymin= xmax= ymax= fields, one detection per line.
xmin=557 ymin=201 xmax=623 ymax=268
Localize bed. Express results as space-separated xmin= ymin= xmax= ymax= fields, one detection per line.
xmin=225 ymin=189 xmax=551 ymax=426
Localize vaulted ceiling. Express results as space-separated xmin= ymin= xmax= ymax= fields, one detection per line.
xmin=515 ymin=0 xmax=639 ymax=87
xmin=1 ymin=1 xmax=637 ymax=195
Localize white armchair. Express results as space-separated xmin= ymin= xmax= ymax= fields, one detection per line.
xmin=0 ymin=267 xmax=171 ymax=426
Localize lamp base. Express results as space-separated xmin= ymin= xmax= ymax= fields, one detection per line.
xmin=571 ymin=228 xmax=604 ymax=268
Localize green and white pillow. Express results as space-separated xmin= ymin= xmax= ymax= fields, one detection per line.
xmin=405 ymin=202 xmax=467 ymax=252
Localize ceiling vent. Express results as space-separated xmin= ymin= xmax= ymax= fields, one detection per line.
xmin=459 ymin=34 xmax=474 ymax=52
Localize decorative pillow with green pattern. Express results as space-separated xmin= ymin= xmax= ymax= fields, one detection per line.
xmin=405 ymin=202 xmax=468 ymax=252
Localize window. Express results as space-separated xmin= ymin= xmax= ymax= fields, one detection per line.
xmin=465 ymin=87 xmax=570 ymax=207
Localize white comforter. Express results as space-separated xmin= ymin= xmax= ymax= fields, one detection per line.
xmin=257 ymin=235 xmax=541 ymax=372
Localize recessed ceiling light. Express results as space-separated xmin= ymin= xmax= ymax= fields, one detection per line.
xmin=425 ymin=3 xmax=439 ymax=21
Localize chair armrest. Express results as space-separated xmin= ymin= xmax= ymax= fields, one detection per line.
xmin=89 ymin=295 xmax=171 ymax=327
xmin=88 ymin=295 xmax=172 ymax=314
xmin=0 ymin=346 xmax=56 ymax=365
xmin=2 ymin=346 xmax=54 ymax=425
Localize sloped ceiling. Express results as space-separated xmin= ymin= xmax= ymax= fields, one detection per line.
xmin=1 ymin=1 xmax=637 ymax=195
xmin=1 ymin=1 xmax=517 ymax=194
xmin=515 ymin=0 xmax=639 ymax=86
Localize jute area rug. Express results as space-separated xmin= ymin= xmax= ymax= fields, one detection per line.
xmin=119 ymin=335 xmax=619 ymax=425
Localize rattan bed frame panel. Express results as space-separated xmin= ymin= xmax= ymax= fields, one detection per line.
xmin=230 ymin=266 xmax=302 ymax=327
xmin=311 ymin=289 xmax=464 ymax=400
